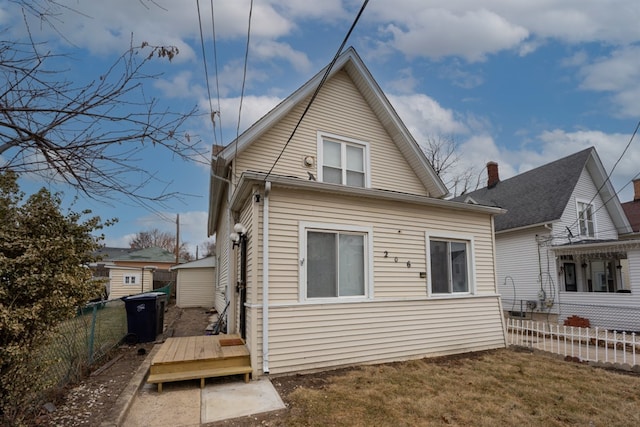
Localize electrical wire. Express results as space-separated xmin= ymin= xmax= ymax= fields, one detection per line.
xmin=559 ymin=120 xmax=640 ymax=238
xmin=262 ymin=0 xmax=370 ymax=182
xmin=210 ymin=0 xmax=223 ymax=148
xmin=196 ymin=0 xmax=217 ymax=145
xmin=234 ymin=0 xmax=253 ymax=180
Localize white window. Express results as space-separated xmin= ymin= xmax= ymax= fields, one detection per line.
xmin=577 ymin=201 xmax=595 ymax=237
xmin=300 ymin=222 xmax=373 ymax=301
xmin=124 ymin=274 xmax=139 ymax=285
xmin=426 ymin=232 xmax=475 ymax=296
xmin=317 ymin=132 xmax=370 ymax=188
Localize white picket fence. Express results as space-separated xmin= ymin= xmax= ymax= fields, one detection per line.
xmin=507 ymin=318 xmax=640 ymax=368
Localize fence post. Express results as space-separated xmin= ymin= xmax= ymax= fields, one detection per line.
xmin=88 ymin=304 xmax=98 ymax=365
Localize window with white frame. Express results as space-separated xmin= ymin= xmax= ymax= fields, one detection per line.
xmin=301 ymin=223 xmax=372 ymax=300
xmin=426 ymin=234 xmax=473 ymax=295
xmin=318 ymin=132 xmax=369 ymax=188
xmin=124 ymin=274 xmax=139 ymax=285
xmin=577 ymin=201 xmax=595 ymax=237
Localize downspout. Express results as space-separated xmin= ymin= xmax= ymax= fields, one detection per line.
xmin=262 ymin=181 xmax=271 ymax=374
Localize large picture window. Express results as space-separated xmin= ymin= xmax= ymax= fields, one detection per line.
xmin=300 ymin=223 xmax=372 ymax=301
xmin=318 ymin=132 xmax=369 ymax=188
xmin=577 ymin=201 xmax=595 ymax=237
xmin=426 ymin=233 xmax=474 ymax=296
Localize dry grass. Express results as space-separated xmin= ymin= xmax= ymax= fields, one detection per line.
xmin=283 ymin=349 xmax=640 ymax=426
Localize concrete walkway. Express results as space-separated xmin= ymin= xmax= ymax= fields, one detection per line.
xmin=125 ymin=377 xmax=285 ymax=426
xmin=102 ymin=344 xmax=286 ymax=426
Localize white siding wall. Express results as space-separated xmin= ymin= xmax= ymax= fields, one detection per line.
xmin=495 ymin=226 xmax=557 ymax=310
xmin=108 ymin=268 xmax=153 ymax=299
xmin=176 ymin=268 xmax=216 ymax=308
xmin=557 ymin=168 xmax=618 ymax=242
xmin=243 ymin=187 xmax=505 ymax=376
xmin=215 ymin=195 xmax=230 ymax=316
xmin=234 ymin=70 xmax=428 ymax=196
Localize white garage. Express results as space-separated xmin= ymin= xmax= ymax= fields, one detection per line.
xmin=170 ymin=256 xmax=216 ymax=308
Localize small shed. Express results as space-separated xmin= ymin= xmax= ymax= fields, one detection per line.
xmin=170 ymin=256 xmax=216 ymax=308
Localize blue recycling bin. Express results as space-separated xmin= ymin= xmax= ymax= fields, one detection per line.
xmin=123 ymin=292 xmax=167 ymax=343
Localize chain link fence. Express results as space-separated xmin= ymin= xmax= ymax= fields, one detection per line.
xmin=503 ymin=298 xmax=640 ymax=333
xmin=36 ymin=298 xmax=128 ymax=390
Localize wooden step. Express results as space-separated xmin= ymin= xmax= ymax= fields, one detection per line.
xmin=147 ymin=365 xmax=253 ymax=393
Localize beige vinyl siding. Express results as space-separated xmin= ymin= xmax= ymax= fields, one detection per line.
xmin=495 ymin=226 xmax=551 ymax=304
xmin=558 ymin=168 xmax=618 ymax=241
xmin=260 ymin=188 xmax=497 ymax=304
xmin=108 ymin=268 xmax=153 ymax=300
xmin=215 ymin=196 xmax=230 ymax=316
xmin=176 ymin=268 xmax=215 ymax=308
xmin=260 ymin=297 xmax=504 ymax=375
xmin=234 ymin=70 xmax=428 ymax=196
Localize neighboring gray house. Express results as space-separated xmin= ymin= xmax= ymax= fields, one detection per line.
xmin=457 ymin=147 xmax=640 ymax=331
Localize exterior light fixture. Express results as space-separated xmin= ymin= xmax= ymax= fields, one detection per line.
xmin=230 ymin=223 xmax=247 ymax=249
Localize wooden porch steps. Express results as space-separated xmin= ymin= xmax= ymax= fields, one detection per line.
xmin=147 ymin=334 xmax=251 ymax=392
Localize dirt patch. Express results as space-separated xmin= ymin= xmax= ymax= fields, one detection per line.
xmin=35 ymin=303 xmax=213 ymax=426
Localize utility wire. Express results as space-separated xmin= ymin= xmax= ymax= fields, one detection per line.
xmin=234 ymin=0 xmax=254 ymax=179
xmin=196 ymin=0 xmax=217 ymax=145
xmin=558 ymin=120 xmax=640 ymax=238
xmin=263 ymin=0 xmax=370 ymax=182
xmin=210 ymin=0 xmax=223 ymax=148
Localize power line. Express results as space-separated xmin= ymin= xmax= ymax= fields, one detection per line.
xmin=195 ymin=0 xmax=217 ymax=145
xmin=210 ymin=0 xmax=223 ymax=147
xmin=263 ymin=0 xmax=370 ymax=182
xmin=559 ymin=120 xmax=640 ymax=237
xmin=234 ymin=0 xmax=254 ymax=178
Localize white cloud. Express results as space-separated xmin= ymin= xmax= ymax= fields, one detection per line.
xmin=252 ymin=40 xmax=312 ymax=73
xmin=450 ymin=128 xmax=639 ymax=201
xmin=388 ymin=93 xmax=469 ymax=139
xmin=383 ymin=8 xmax=529 ymax=62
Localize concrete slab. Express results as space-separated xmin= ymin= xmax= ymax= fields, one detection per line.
xmin=125 ymin=381 xmax=201 ymax=427
xmin=201 ymin=379 xmax=286 ymax=423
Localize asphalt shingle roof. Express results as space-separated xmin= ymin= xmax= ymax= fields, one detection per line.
xmin=454 ymin=147 xmax=593 ymax=232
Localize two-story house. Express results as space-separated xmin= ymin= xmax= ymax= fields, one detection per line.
xmin=208 ymin=47 xmax=507 ymax=378
xmin=459 ymin=148 xmax=640 ymax=331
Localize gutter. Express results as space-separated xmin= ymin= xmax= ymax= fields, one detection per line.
xmin=262 ymin=181 xmax=271 ymax=374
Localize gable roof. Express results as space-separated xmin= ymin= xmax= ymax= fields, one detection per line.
xmin=208 ymin=47 xmax=448 ymax=236
xmin=169 ymin=256 xmax=216 ymax=270
xmin=95 ymin=246 xmax=177 ymax=263
xmin=456 ymin=147 xmax=632 ymax=234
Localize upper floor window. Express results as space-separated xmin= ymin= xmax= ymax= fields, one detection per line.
xmin=317 ymin=132 xmax=370 ymax=188
xmin=577 ymin=201 xmax=595 ymax=237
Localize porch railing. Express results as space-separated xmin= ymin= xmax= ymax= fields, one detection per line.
xmin=507 ymin=318 xmax=640 ymax=368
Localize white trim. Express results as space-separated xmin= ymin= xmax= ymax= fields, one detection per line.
xmin=244 ymin=293 xmax=501 ymax=309
xmin=123 ymin=273 xmax=141 ymax=286
xmin=424 ymin=230 xmax=476 ymax=298
xmin=317 ymin=131 xmax=371 ymax=188
xmin=298 ymin=221 xmax=374 ymax=303
xmin=575 ymin=198 xmax=596 ymax=238
xmin=262 ymin=181 xmax=271 ymax=374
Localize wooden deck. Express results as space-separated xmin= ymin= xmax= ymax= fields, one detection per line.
xmin=146 ymin=334 xmax=251 ymax=392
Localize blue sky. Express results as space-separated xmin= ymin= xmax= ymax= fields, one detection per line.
xmin=3 ymin=0 xmax=640 ymax=255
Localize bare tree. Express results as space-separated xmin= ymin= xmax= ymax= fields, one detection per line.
xmin=421 ymin=134 xmax=480 ymax=197
xmin=200 ymin=239 xmax=216 ymax=257
xmin=0 ymin=1 xmax=206 ymax=204
xmin=129 ymin=228 xmax=192 ymax=261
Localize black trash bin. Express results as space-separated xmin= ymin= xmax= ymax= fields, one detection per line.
xmin=123 ymin=292 xmax=167 ymax=343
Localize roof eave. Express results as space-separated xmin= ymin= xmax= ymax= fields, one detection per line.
xmin=231 ymin=172 xmax=503 ymax=216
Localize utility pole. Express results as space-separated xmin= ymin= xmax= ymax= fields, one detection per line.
xmin=175 ymin=213 xmax=180 ymax=264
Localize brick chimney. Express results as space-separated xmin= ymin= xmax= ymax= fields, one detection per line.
xmin=487 ymin=161 xmax=499 ymax=188
xmin=634 ymin=178 xmax=640 ymax=201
